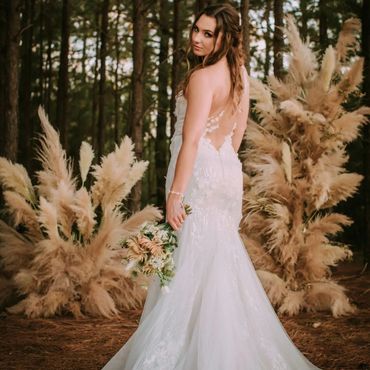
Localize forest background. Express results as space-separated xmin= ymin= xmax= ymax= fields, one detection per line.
xmin=1 ymin=0 xmax=370 ymax=264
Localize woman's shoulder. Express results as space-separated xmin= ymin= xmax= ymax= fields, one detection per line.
xmin=188 ymin=68 xmax=210 ymax=84
xmin=188 ymin=63 xmax=225 ymax=89
xmin=184 ymin=68 xmax=213 ymax=98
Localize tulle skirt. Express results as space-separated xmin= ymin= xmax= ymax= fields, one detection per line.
xmin=101 ymin=205 xmax=321 ymax=370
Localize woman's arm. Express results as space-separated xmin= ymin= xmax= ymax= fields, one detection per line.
xmin=166 ymin=69 xmax=213 ymax=230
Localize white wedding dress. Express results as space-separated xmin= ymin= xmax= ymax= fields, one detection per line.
xmin=102 ymin=66 xmax=321 ymax=370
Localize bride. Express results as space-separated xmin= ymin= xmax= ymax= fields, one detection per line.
xmin=102 ymin=3 xmax=321 ymax=370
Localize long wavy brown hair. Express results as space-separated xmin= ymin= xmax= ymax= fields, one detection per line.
xmin=177 ymin=3 xmax=246 ymax=114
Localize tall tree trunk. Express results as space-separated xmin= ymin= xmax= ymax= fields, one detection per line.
xmin=129 ymin=0 xmax=145 ymax=212
xmin=194 ymin=0 xmax=206 ymax=13
xmin=97 ymin=0 xmax=109 ymax=158
xmin=155 ymin=0 xmax=170 ymax=210
xmin=39 ymin=0 xmax=44 ymax=104
xmin=240 ymin=0 xmax=250 ymax=74
xmin=273 ymin=0 xmax=284 ymax=79
xmin=46 ymin=0 xmax=52 ymax=113
xmin=91 ymin=8 xmax=100 ymax=150
xmin=113 ymin=1 xmax=121 ymax=144
xmin=82 ymin=14 xmax=87 ymax=83
xmin=4 ymin=0 xmax=21 ymax=161
xmin=319 ymin=0 xmax=329 ymax=52
xmin=0 ymin=0 xmax=7 ymax=156
xmin=19 ymin=0 xmax=35 ymax=169
xmin=56 ymin=0 xmax=70 ymax=148
xmin=263 ymin=0 xmax=272 ymax=79
xmin=170 ymin=0 xmax=182 ymax=137
xmin=149 ymin=137 xmax=156 ymax=204
xmin=300 ymin=0 xmax=308 ymax=42
xmin=362 ymin=0 xmax=370 ymax=266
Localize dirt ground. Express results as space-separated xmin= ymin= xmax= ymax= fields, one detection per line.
xmin=0 ymin=255 xmax=369 ymax=370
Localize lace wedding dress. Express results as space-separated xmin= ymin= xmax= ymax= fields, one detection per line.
xmin=102 ymin=66 xmax=321 ymax=370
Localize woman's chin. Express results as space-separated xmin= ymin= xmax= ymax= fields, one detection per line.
xmin=192 ymin=48 xmax=205 ymax=57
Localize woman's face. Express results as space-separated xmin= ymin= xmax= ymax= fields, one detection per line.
xmin=191 ymin=14 xmax=223 ymax=57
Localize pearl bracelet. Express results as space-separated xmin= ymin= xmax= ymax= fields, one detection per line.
xmin=169 ymin=190 xmax=184 ymax=198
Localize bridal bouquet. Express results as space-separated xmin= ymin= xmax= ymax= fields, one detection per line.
xmin=122 ymin=204 xmax=192 ymax=290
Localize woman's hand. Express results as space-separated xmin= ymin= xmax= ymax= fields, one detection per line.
xmin=166 ymin=193 xmax=187 ymax=231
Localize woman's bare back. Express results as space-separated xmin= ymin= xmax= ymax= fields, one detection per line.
xmin=183 ymin=61 xmax=250 ymax=153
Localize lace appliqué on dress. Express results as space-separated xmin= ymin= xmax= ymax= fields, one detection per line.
xmin=205 ymin=109 xmax=225 ymax=133
xmin=141 ymin=332 xmax=185 ymax=370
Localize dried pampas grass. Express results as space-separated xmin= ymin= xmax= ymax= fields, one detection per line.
xmin=249 ymin=77 xmax=276 ymax=121
xmin=0 ymin=106 xmax=163 ymax=318
xmin=0 ymin=220 xmax=34 ymax=274
xmin=79 ymin=141 xmax=94 ymax=184
xmin=36 ymin=107 xmax=75 ymax=200
xmin=257 ymin=270 xmax=288 ymax=306
xmin=319 ymin=46 xmax=336 ymax=91
xmin=0 ymin=158 xmax=35 ymax=203
xmin=3 ymin=191 xmax=40 ymax=239
xmin=278 ymin=290 xmax=306 ymax=316
xmin=332 ymin=58 xmax=364 ymax=103
xmin=331 ymin=108 xmax=370 ymax=143
xmin=240 ymin=16 xmax=367 ymax=317
xmin=91 ymin=137 xmax=149 ymax=211
xmin=305 ymin=281 xmax=357 ymax=317
xmin=335 ymin=18 xmax=361 ymax=66
xmin=281 ymin=141 xmax=292 ymax=184
xmin=284 ymin=14 xmax=317 ymax=86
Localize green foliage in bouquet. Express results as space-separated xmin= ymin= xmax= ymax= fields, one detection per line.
xmin=0 ymin=107 xmax=163 ymax=318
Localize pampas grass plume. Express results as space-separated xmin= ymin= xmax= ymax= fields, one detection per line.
xmin=79 ymin=141 xmax=94 ymax=184
xmin=37 ymin=196 xmax=59 ymax=241
xmin=240 ymin=15 xmax=365 ymax=318
xmin=3 ymin=191 xmax=38 ymax=229
xmin=0 ymin=107 xmax=159 ymax=319
xmin=320 ymin=45 xmax=336 ymax=91
xmin=335 ymin=18 xmax=361 ymax=65
xmin=257 ymin=270 xmax=287 ymax=305
xmin=281 ymin=141 xmax=292 ymax=183
xmin=0 ymin=158 xmax=35 ymax=203
xmin=36 ymin=106 xmax=75 ymax=198
xmin=278 ymin=290 xmax=306 ymax=316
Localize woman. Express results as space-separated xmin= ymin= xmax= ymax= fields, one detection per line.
xmin=102 ymin=3 xmax=321 ymax=369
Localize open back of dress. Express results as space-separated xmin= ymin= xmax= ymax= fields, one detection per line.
xmin=201 ymin=65 xmax=250 ymax=154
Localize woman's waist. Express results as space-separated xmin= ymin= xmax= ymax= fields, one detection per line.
xmin=184 ymin=196 xmax=242 ymax=230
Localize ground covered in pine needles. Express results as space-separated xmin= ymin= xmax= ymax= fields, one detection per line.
xmin=0 ymin=254 xmax=369 ymax=370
